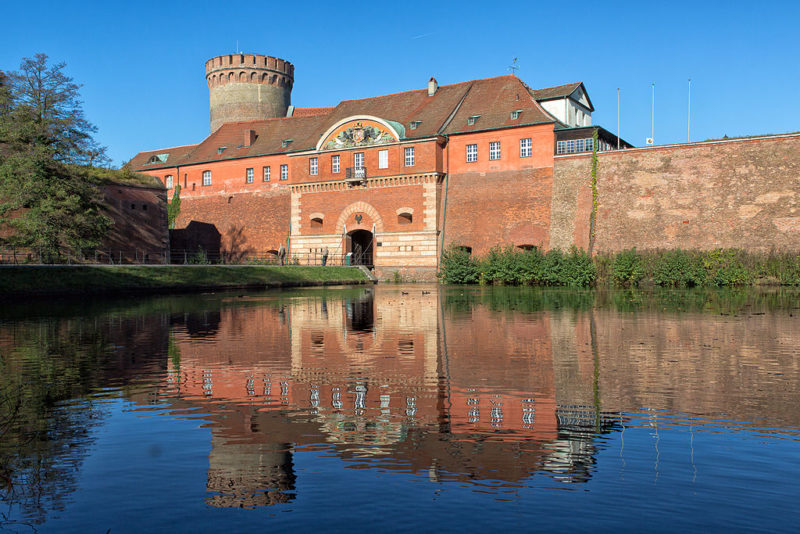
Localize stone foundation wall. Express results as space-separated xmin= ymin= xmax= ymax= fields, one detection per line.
xmin=552 ymin=133 xmax=800 ymax=252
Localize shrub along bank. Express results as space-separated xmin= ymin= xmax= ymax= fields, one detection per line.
xmin=0 ymin=265 xmax=370 ymax=297
xmin=439 ymin=246 xmax=800 ymax=288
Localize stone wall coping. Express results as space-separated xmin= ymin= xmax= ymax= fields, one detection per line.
xmin=554 ymin=131 xmax=800 ymax=159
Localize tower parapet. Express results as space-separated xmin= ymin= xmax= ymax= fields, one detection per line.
xmin=206 ymin=54 xmax=294 ymax=132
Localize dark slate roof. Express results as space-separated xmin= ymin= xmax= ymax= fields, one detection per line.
xmin=130 ymin=75 xmax=559 ymax=169
xmin=529 ymin=82 xmax=583 ymax=101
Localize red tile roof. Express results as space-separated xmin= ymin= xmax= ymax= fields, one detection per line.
xmin=292 ymin=106 xmax=335 ymax=117
xmin=130 ymin=75 xmax=560 ymax=169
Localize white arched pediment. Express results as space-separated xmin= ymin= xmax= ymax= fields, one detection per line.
xmin=316 ymin=116 xmax=405 ymax=151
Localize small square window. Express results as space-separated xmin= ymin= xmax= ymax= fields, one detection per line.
xmin=467 ymin=115 xmax=480 ymax=126
xmin=281 ymin=139 xmax=292 ymax=148
xmin=511 ymin=110 xmax=522 ymax=120
xmin=466 ymin=144 xmax=477 ymax=163
xmin=489 ymin=141 xmax=501 ymax=161
xmin=263 ymin=166 xmax=271 ymax=181
xmin=309 ymin=157 xmax=318 ymax=176
xmin=280 ymin=164 xmax=288 ymax=180
xmin=332 ymin=155 xmax=340 ymax=173
xmin=410 ymin=120 xmax=421 ymax=130
xmin=404 ymin=147 xmax=415 ymax=167
xmin=246 ymin=168 xmax=254 ymax=183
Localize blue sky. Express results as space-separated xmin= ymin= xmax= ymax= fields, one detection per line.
xmin=2 ymin=0 xmax=798 ymax=166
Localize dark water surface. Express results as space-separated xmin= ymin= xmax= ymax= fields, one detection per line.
xmin=1 ymin=285 xmax=799 ymax=532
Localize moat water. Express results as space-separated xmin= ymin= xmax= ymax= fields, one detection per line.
xmin=1 ymin=285 xmax=799 ymax=532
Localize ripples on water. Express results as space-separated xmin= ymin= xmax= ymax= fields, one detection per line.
xmin=1 ymin=286 xmax=799 ymax=532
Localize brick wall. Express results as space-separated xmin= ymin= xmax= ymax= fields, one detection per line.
xmin=101 ymin=183 xmax=169 ymax=261
xmin=443 ymin=167 xmax=554 ymax=255
xmin=552 ymin=133 xmax=800 ymax=252
xmin=174 ymin=188 xmax=290 ymax=254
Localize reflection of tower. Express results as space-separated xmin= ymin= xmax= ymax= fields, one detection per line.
xmin=206 ymin=435 xmax=296 ymax=508
xmin=205 ymin=53 xmax=294 ymax=132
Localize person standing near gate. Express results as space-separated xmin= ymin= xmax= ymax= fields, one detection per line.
xmin=322 ymin=247 xmax=329 ymax=266
xmin=278 ymin=244 xmax=286 ymax=266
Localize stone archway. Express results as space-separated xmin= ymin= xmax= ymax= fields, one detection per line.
xmin=347 ymin=229 xmax=374 ymax=266
xmin=335 ymin=201 xmax=385 ymax=235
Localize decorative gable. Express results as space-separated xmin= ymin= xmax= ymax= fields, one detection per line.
xmin=317 ymin=116 xmax=403 ymax=151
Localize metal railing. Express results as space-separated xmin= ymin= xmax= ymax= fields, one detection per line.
xmin=345 ymin=167 xmax=367 ymax=179
xmin=0 ymin=246 xmax=373 ymax=268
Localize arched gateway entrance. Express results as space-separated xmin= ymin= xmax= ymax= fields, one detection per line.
xmin=347 ymin=229 xmax=374 ymax=267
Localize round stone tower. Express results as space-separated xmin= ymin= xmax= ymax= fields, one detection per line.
xmin=205 ymin=53 xmax=294 ymax=132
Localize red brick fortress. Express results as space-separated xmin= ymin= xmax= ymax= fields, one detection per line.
xmin=129 ymin=52 xmax=800 ymax=278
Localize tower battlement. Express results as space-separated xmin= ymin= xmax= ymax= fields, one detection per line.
xmin=206 ymin=53 xmax=295 ymax=132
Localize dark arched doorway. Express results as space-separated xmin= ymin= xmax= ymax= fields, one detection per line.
xmin=348 ymin=229 xmax=373 ymax=267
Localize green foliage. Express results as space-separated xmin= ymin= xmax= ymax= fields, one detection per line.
xmin=0 ymin=54 xmax=113 ymax=261
xmin=439 ymin=246 xmax=481 ymax=284
xmin=167 ymin=183 xmax=181 ymax=229
xmin=778 ymin=256 xmax=800 ymax=286
xmin=612 ymin=249 xmax=645 ymax=287
xmin=441 ymin=246 xmax=595 ymax=287
xmin=701 ymin=249 xmax=752 ymax=287
xmin=652 ymin=250 xmax=705 ymax=287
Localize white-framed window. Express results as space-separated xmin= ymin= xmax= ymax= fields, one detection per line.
xmin=410 ymin=120 xmax=421 ymax=130
xmin=309 ymin=157 xmax=318 ymax=176
xmin=404 ymin=147 xmax=415 ymax=167
xmin=354 ymin=152 xmax=364 ymax=170
xmin=466 ymin=144 xmax=477 ymax=162
xmin=567 ymin=139 xmax=576 ymax=153
xmin=489 ymin=141 xmax=501 ymax=161
xmin=202 ymin=170 xmax=212 ymax=186
xmin=556 ymin=140 xmax=566 ymax=154
xmin=331 ymin=155 xmax=340 ymax=173
xmin=520 ymin=138 xmax=532 ymax=158
xmin=378 ymin=150 xmax=388 ymax=169
xmin=263 ymin=166 xmax=271 ymax=181
xmin=585 ymin=138 xmax=594 ymax=152
xmin=165 ymin=175 xmax=173 ymax=189
xmin=280 ymin=164 xmax=288 ymax=180
xmin=246 ymin=168 xmax=253 ymax=183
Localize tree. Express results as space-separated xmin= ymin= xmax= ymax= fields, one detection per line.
xmin=168 ymin=182 xmax=181 ymax=229
xmin=0 ymin=54 xmax=112 ymax=261
xmin=4 ymin=53 xmax=107 ymax=166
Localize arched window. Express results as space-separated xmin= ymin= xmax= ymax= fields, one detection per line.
xmin=309 ymin=213 xmax=324 ymax=229
xmin=396 ymin=207 xmax=414 ymax=225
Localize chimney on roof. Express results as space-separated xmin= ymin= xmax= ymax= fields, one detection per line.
xmin=428 ymin=77 xmax=438 ymax=97
xmin=243 ymin=129 xmax=257 ymax=147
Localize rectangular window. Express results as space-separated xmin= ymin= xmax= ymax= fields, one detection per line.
xmin=263 ymin=166 xmax=271 ymax=181
xmin=556 ymin=141 xmax=566 ymax=154
xmin=354 ymin=152 xmax=364 ymax=170
xmin=404 ymin=147 xmax=415 ymax=167
xmin=202 ymin=170 xmax=211 ymax=186
xmin=309 ymin=157 xmax=318 ymax=176
xmin=466 ymin=144 xmax=477 ymax=162
xmin=165 ymin=175 xmax=173 ymax=189
xmin=246 ymin=168 xmax=253 ymax=183
xmin=489 ymin=141 xmax=501 ymax=161
xmin=520 ymin=138 xmax=532 ymax=158
xmin=566 ymin=140 xmax=576 ymax=153
xmin=585 ymin=138 xmax=594 ymax=152
xmin=331 ymin=155 xmax=340 ymax=173
xmin=576 ymin=139 xmax=585 ymax=152
xmin=378 ymin=150 xmax=388 ymax=169
xmin=280 ymin=164 xmax=288 ymax=180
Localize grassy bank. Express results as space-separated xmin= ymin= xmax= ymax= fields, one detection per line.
xmin=440 ymin=246 xmax=800 ymax=288
xmin=0 ymin=265 xmax=370 ymax=297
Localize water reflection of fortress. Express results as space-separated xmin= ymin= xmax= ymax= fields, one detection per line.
xmin=150 ymin=287 xmax=799 ymax=507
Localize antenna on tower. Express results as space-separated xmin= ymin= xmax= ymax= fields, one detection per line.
xmin=508 ymin=58 xmax=519 ymax=76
